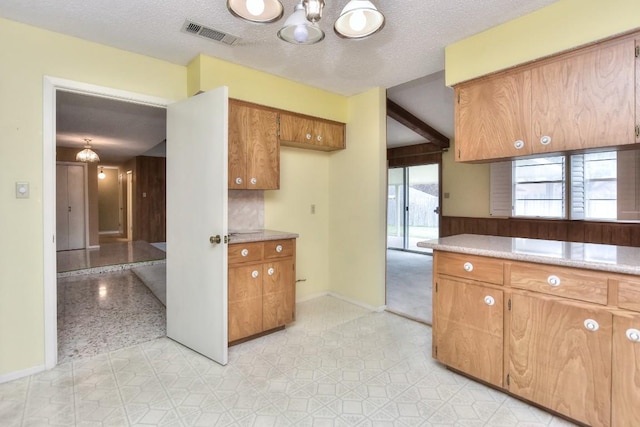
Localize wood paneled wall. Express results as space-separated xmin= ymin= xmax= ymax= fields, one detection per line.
xmin=441 ymin=216 xmax=640 ymax=247
xmin=134 ymin=156 xmax=166 ymax=243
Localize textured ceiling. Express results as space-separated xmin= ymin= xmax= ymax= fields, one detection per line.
xmin=0 ymin=0 xmax=558 ymax=97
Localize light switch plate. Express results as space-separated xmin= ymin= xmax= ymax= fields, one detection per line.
xmin=16 ymin=182 xmax=29 ymax=199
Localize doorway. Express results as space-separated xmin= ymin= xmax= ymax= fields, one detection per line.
xmin=387 ymin=163 xmax=440 ymax=253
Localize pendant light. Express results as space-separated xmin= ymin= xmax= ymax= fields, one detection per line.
xmin=227 ymin=0 xmax=284 ymax=23
xmin=98 ymin=167 xmax=106 ymax=180
xmin=334 ymin=0 xmax=385 ymax=39
xmin=277 ymin=0 xmax=324 ymax=45
xmin=76 ymin=138 xmax=100 ymax=163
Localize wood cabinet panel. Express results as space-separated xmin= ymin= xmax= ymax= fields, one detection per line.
xmin=436 ymin=252 xmax=504 ymax=285
xmin=618 ymin=278 xmax=640 ymax=312
xmin=510 ymin=261 xmax=608 ymax=305
xmin=509 ymin=292 xmax=612 ymax=426
xmin=434 ymin=277 xmax=503 ymax=387
xmin=612 ymin=313 xmax=640 ymax=427
xmin=263 ymin=239 xmax=294 ymax=259
xmin=455 ymin=69 xmax=532 ymax=161
xmin=531 ymin=39 xmax=636 ymax=153
xmin=228 ymin=264 xmax=263 ymax=342
xmin=228 ymin=100 xmax=279 ymax=190
xmin=228 ymin=242 xmax=264 ymax=264
xmin=263 ymin=259 xmax=295 ymax=330
xmin=279 ymin=113 xmax=314 ymax=144
xmin=279 ymin=112 xmax=345 ymax=151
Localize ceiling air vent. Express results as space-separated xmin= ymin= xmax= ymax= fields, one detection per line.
xmin=181 ymin=20 xmax=239 ymax=46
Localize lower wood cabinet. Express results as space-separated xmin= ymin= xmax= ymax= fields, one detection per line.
xmin=228 ymin=239 xmax=296 ymax=343
xmin=612 ymin=313 xmax=640 ymax=427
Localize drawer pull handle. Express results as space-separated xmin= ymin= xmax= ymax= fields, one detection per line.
xmin=241 ymin=249 xmax=249 ymax=257
xmin=268 ymin=268 xmax=275 ymax=276
xmin=484 ymin=296 xmax=495 ymax=306
xmin=540 ymin=135 xmax=552 ymax=145
xmin=251 ymin=270 xmax=259 ymax=278
xmin=626 ymin=328 xmax=640 ymax=342
xmin=463 ymin=262 xmax=473 ymax=272
xmin=584 ymin=319 xmax=599 ymax=332
xmin=306 ymin=133 xmax=312 ymax=140
xmin=513 ymin=140 xmax=524 ymax=149
xmin=250 ymin=178 xmax=257 ymax=185
xmin=276 ymin=244 xmax=283 ymax=253
xmin=547 ymin=275 xmax=561 ymax=287
xmin=235 ymin=177 xmax=243 ymax=185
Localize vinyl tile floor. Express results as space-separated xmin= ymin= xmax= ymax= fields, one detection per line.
xmin=1 ymin=296 xmax=576 ymax=426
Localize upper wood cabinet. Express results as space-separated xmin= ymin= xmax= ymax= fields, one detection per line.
xmin=279 ymin=112 xmax=345 ymax=151
xmin=454 ymin=33 xmax=638 ymax=162
xmin=228 ymin=99 xmax=280 ymax=190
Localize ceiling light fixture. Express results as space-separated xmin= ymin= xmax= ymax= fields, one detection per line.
xmin=76 ymin=138 xmax=100 ymax=163
xmin=98 ymin=167 xmax=106 ymax=180
xmin=227 ymin=0 xmax=284 ymax=23
xmin=334 ymin=0 xmax=385 ymax=39
xmin=277 ymin=1 xmax=325 ymax=44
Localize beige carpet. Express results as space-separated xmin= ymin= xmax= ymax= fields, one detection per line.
xmin=385 ymin=249 xmax=433 ymax=324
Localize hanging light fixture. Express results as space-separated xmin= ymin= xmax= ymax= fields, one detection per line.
xmin=277 ymin=0 xmax=325 ymax=45
xmin=227 ymin=0 xmax=284 ymax=23
xmin=334 ymin=0 xmax=385 ymax=39
xmin=98 ymin=167 xmax=106 ymax=180
xmin=76 ymin=138 xmax=100 ymax=162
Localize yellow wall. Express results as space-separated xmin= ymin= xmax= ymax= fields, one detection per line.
xmin=0 ymin=17 xmax=186 ymax=377
xmin=441 ymin=141 xmax=490 ymax=217
xmin=328 ymin=88 xmax=387 ymax=307
xmin=446 ymin=0 xmax=640 ymax=85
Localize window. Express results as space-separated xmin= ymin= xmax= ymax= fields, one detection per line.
xmin=490 ymin=149 xmax=640 ymax=222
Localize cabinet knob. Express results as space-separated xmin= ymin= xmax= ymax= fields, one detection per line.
xmin=268 ymin=267 xmax=275 ymax=276
xmin=251 ymin=270 xmax=259 ymax=278
xmin=306 ymin=133 xmax=312 ymax=140
xmin=584 ymin=319 xmax=599 ymax=331
xmin=513 ymin=140 xmax=524 ymax=150
xmin=235 ymin=177 xmax=243 ymax=185
xmin=540 ymin=135 xmax=552 ymax=145
xmin=241 ymin=249 xmax=249 ymax=257
xmin=250 ymin=178 xmax=257 ymax=185
xmin=484 ymin=296 xmax=495 ymax=306
xmin=463 ymin=262 xmax=474 ymax=272
xmin=275 ymin=244 xmax=283 ymax=253
xmin=547 ymin=275 xmax=561 ymax=287
xmin=626 ymin=328 xmax=640 ymax=342
xmin=317 ymin=135 xmax=322 ymax=142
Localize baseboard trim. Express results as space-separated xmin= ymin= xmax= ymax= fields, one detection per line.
xmin=327 ymin=292 xmax=386 ymax=312
xmin=296 ymin=292 xmax=329 ymax=303
xmin=0 ymin=364 xmax=45 ymax=384
xmin=98 ymin=231 xmax=120 ymax=235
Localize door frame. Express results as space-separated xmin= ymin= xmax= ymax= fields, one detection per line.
xmin=43 ymin=76 xmax=172 ymax=369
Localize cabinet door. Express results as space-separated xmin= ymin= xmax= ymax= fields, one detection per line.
xmin=315 ymin=121 xmax=345 ymax=150
xmin=279 ymin=113 xmax=315 ymax=145
xmin=228 ymin=101 xmax=247 ymax=189
xmin=612 ymin=313 xmax=640 ymax=427
xmin=509 ymin=292 xmax=612 ymax=426
xmin=455 ymin=69 xmax=532 ymax=161
xmin=531 ymin=39 xmax=635 ymax=153
xmin=246 ymin=107 xmax=279 ymax=190
xmin=262 ymin=259 xmax=294 ymax=330
xmin=228 ymin=265 xmax=263 ymax=342
xmin=434 ymin=277 xmax=503 ymax=387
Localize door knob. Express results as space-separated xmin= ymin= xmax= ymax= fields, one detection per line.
xmin=210 ymin=235 xmax=221 ymax=244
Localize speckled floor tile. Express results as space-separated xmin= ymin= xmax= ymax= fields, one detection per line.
xmin=57 ymin=241 xmax=165 ymax=274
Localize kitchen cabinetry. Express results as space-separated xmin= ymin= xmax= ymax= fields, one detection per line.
xmin=279 ymin=111 xmax=345 ymax=151
xmin=228 ymin=99 xmax=280 ymax=190
xmin=428 ymin=237 xmax=640 ymax=427
xmin=228 ymin=239 xmax=295 ymax=343
xmin=454 ymin=33 xmax=637 ymax=162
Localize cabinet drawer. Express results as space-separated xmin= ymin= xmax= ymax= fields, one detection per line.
xmin=510 ymin=262 xmax=608 ymax=305
xmin=264 ymin=239 xmax=294 ymax=259
xmin=618 ymin=278 xmax=640 ymax=312
xmin=228 ymin=242 xmax=264 ymax=264
xmin=436 ymin=252 xmax=504 ymax=285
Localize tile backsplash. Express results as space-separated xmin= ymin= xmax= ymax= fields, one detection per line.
xmin=228 ymin=190 xmax=264 ymax=231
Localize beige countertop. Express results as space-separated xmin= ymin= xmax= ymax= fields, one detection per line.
xmin=228 ymin=229 xmax=299 ymax=244
xmin=418 ymin=234 xmax=640 ymax=275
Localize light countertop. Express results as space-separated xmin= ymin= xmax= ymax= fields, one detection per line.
xmin=228 ymin=229 xmax=299 ymax=244
xmin=418 ymin=234 xmax=640 ymax=275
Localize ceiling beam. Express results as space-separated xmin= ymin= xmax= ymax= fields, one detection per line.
xmin=386 ymin=99 xmax=450 ymax=150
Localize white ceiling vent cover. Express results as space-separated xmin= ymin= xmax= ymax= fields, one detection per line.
xmin=181 ymin=20 xmax=239 ymax=46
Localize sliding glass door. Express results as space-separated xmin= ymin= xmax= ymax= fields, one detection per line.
xmin=387 ymin=164 xmax=440 ymax=252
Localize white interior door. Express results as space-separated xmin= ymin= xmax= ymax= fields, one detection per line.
xmin=166 ymin=87 xmax=229 ymax=365
xmin=56 ymin=163 xmax=86 ymax=251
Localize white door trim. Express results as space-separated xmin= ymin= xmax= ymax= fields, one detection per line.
xmin=43 ymin=76 xmax=173 ymax=369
